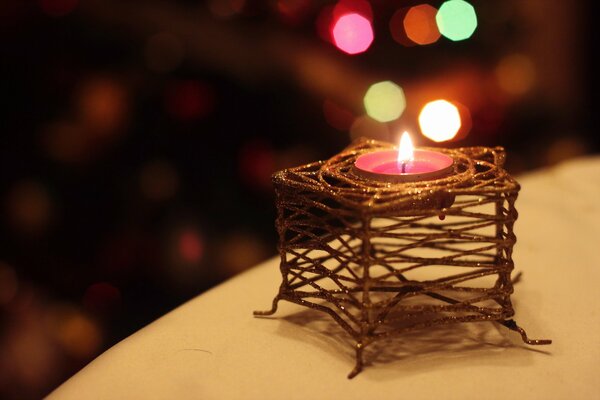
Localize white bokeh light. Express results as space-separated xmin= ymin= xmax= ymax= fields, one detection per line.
xmin=418 ymin=100 xmax=461 ymax=142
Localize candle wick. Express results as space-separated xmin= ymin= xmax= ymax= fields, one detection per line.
xmin=401 ymin=162 xmax=406 ymax=174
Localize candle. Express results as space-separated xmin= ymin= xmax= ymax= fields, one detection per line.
xmin=354 ymin=132 xmax=454 ymax=183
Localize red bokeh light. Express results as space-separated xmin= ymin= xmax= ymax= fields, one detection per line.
xmin=165 ymin=80 xmax=215 ymax=122
xmin=39 ymin=0 xmax=78 ymax=17
xmin=332 ymin=0 xmax=373 ymax=21
xmin=331 ymin=13 xmax=374 ymax=55
xmin=323 ymin=99 xmax=355 ymax=131
xmin=276 ymin=0 xmax=313 ymax=26
xmin=178 ymin=230 xmax=204 ymax=263
xmin=83 ymin=282 xmax=121 ymax=314
xmin=238 ymin=140 xmax=275 ymax=190
xmin=316 ymin=5 xmax=335 ymax=42
xmin=389 ymin=8 xmax=415 ymax=47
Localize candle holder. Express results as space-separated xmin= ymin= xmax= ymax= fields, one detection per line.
xmin=255 ymin=138 xmax=551 ymax=378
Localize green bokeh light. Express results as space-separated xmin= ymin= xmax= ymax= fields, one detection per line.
xmin=436 ymin=0 xmax=477 ymax=42
xmin=363 ymin=81 xmax=406 ymax=123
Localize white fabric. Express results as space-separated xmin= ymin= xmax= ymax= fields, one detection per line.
xmin=48 ymin=156 xmax=600 ymax=400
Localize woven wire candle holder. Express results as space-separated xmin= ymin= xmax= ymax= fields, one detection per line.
xmin=255 ymin=138 xmax=551 ymax=378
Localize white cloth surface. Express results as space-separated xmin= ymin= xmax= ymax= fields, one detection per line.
xmin=48 ymin=156 xmax=600 ymax=400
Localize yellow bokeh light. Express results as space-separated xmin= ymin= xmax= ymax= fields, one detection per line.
xmin=363 ymin=81 xmax=406 ymax=123
xmin=418 ymin=100 xmax=461 ymax=142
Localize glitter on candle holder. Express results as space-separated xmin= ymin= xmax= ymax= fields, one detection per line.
xmin=255 ymin=138 xmax=551 ymax=378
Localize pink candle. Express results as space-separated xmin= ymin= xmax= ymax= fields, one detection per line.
xmin=354 ymin=132 xmax=454 ymax=183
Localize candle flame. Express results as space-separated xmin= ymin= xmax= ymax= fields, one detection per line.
xmin=398 ymin=131 xmax=414 ymax=165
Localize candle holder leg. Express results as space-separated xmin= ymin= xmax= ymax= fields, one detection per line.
xmin=501 ymin=319 xmax=553 ymax=345
xmin=347 ymin=342 xmax=366 ymax=379
xmin=253 ymin=294 xmax=282 ymax=316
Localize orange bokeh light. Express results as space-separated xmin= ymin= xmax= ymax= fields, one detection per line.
xmin=495 ymin=54 xmax=536 ymax=96
xmin=403 ymin=4 xmax=440 ymax=45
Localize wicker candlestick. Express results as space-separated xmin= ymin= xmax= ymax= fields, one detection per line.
xmin=255 ymin=138 xmax=551 ymax=378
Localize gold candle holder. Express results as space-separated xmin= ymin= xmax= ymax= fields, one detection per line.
xmin=255 ymin=138 xmax=551 ymax=378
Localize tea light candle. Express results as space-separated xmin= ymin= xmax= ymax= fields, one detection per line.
xmin=354 ymin=132 xmax=454 ymax=183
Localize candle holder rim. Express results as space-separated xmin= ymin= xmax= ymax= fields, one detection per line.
xmin=271 ymin=139 xmax=519 ymax=212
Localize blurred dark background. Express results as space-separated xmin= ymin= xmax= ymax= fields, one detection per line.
xmin=0 ymin=0 xmax=597 ymax=398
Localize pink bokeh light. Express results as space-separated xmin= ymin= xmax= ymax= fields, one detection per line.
xmin=331 ymin=13 xmax=374 ymax=55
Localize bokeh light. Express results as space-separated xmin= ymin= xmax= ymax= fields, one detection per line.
xmin=41 ymin=76 xmax=130 ymax=164
xmin=6 ymin=181 xmax=53 ymax=234
xmin=77 ymin=77 xmax=129 ymax=135
xmin=39 ymin=0 xmax=78 ymax=17
xmin=316 ymin=5 xmax=335 ymax=42
xmin=331 ymin=13 xmax=374 ymax=55
xmin=178 ymin=229 xmax=204 ymax=264
xmin=363 ymin=81 xmax=406 ymax=123
xmin=323 ymin=99 xmax=355 ymax=131
xmin=238 ymin=139 xmax=275 ymax=190
xmin=0 ymin=262 xmax=18 ymax=305
xmin=418 ymin=99 xmax=462 ymax=142
xmin=276 ymin=0 xmax=313 ymax=26
xmin=436 ymin=0 xmax=477 ymax=41
xmin=139 ymin=160 xmax=180 ymax=202
xmin=453 ymin=101 xmax=472 ymax=141
xmin=144 ymin=32 xmax=185 ymax=73
xmin=495 ymin=54 xmax=536 ymax=96
xmin=389 ymin=8 xmax=415 ymax=47
xmin=333 ymin=0 xmax=373 ymax=21
xmin=403 ymin=4 xmax=441 ymax=45
xmin=165 ymin=80 xmax=215 ymax=121
xmin=2 ymin=293 xmax=63 ymax=396
xmin=41 ymin=121 xmax=88 ymax=164
xmin=207 ymin=0 xmax=245 ymax=19
xmin=83 ymin=282 xmax=121 ymax=315
xmin=217 ymin=231 xmax=270 ymax=275
xmin=46 ymin=304 xmax=103 ymax=359
xmin=545 ymin=136 xmax=587 ymax=166
xmin=97 ymin=233 xmax=151 ymax=277
xmin=163 ymin=226 xmax=206 ymax=288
